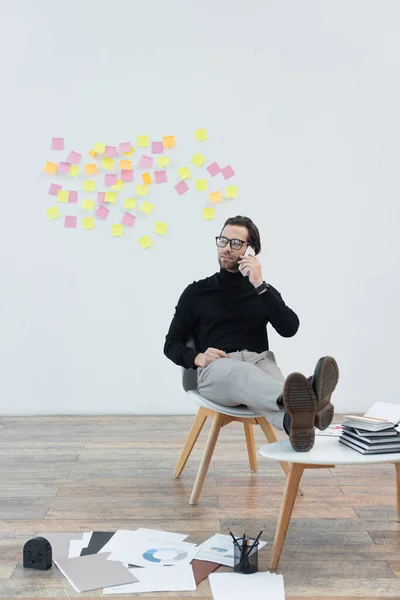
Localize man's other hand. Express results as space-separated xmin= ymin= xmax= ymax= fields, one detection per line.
xmin=194 ymin=348 xmax=227 ymax=368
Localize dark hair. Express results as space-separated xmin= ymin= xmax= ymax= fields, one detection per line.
xmin=222 ymin=215 xmax=261 ymax=255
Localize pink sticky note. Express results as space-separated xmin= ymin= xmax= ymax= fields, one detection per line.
xmin=119 ymin=141 xmax=132 ymax=153
xmin=105 ymin=145 xmax=117 ymax=157
xmin=97 ymin=192 xmax=105 ymax=204
xmin=155 ymin=170 xmax=167 ymax=184
xmin=64 ymin=215 xmax=77 ymax=229
xmin=105 ymin=173 xmax=118 ymax=186
xmin=221 ymin=164 xmax=235 ymax=179
xmin=49 ymin=183 xmax=62 ymax=196
xmin=139 ymin=155 xmax=154 ymax=168
xmin=68 ymin=190 xmax=78 ymax=203
xmin=59 ymin=161 xmax=71 ymax=174
xmin=67 ymin=150 xmax=81 ymax=164
xmin=52 ymin=137 xmax=64 ymax=150
xmin=122 ymin=212 xmax=136 ymax=227
xmin=121 ymin=169 xmax=134 ymax=182
xmin=151 ymin=141 xmax=164 ymax=154
xmin=95 ymin=205 xmax=110 ymax=220
xmin=175 ymin=180 xmax=189 ymax=195
xmin=207 ymin=162 xmax=220 ymax=177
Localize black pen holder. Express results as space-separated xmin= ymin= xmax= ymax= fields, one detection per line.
xmin=233 ymin=540 xmax=259 ymax=574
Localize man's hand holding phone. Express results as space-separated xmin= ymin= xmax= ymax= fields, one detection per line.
xmin=194 ymin=347 xmax=227 ymax=368
xmin=238 ymin=247 xmax=263 ymax=288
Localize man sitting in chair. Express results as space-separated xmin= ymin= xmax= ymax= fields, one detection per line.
xmin=164 ymin=215 xmax=339 ymax=452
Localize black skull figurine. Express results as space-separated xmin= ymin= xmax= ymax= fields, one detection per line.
xmin=23 ymin=537 xmax=52 ymax=570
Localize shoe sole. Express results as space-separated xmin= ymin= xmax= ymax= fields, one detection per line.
xmin=283 ymin=373 xmax=318 ymax=452
xmin=313 ymin=357 xmax=339 ymax=430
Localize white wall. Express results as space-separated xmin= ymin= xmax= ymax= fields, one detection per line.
xmin=1 ymin=0 xmax=400 ymax=415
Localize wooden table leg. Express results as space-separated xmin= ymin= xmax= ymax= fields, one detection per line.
xmin=395 ymin=463 xmax=400 ymax=522
xmin=271 ymin=463 xmax=305 ymax=569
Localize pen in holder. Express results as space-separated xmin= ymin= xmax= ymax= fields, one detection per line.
xmin=233 ymin=538 xmax=259 ymax=574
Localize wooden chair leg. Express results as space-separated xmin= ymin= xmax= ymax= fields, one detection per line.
xmin=190 ymin=412 xmax=224 ymax=505
xmin=271 ymin=463 xmax=305 ymax=569
xmin=244 ymin=423 xmax=257 ymax=472
xmin=173 ymin=407 xmax=208 ymax=479
xmin=395 ymin=463 xmax=400 ymax=522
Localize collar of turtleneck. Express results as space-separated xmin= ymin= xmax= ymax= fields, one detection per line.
xmin=217 ymin=267 xmax=248 ymax=287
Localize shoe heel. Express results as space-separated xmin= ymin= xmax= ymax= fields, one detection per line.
xmin=315 ymin=404 xmax=334 ymax=430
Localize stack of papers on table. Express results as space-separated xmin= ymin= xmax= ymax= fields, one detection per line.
xmin=341 ymin=402 xmax=400 ymax=454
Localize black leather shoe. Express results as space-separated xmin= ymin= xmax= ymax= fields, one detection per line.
xmin=311 ymin=357 xmax=339 ymax=430
xmin=283 ymin=373 xmax=318 ymax=452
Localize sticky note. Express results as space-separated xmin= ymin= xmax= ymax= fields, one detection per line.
xmin=44 ymin=162 xmax=58 ymax=174
xmin=49 ymin=183 xmax=62 ymax=196
xmin=59 ymin=162 xmax=71 ymax=174
xmin=97 ymin=192 xmax=105 ymax=204
xmin=207 ymin=162 xmax=220 ymax=177
xmin=82 ymin=199 xmax=95 ymax=211
xmin=175 ymin=181 xmax=189 ymax=195
xmin=136 ymin=184 xmax=148 ymax=196
xmin=51 ymin=137 xmax=64 ymax=150
xmin=105 ymin=145 xmax=117 ymax=157
xmin=196 ymin=179 xmax=208 ymax=191
xmin=88 ymin=150 xmax=97 ymax=158
xmin=209 ymin=191 xmax=223 ymax=203
xmin=105 ymin=173 xmax=117 ymax=186
xmin=221 ymin=164 xmax=235 ymax=179
xmin=154 ymin=170 xmax=167 ymax=184
xmin=139 ymin=155 xmax=153 ymax=169
xmin=142 ymin=172 xmax=152 ymax=185
xmin=112 ymin=224 xmax=124 ymax=237
xmin=85 ymin=163 xmax=98 ymax=175
xmin=67 ymin=150 xmax=81 ymax=164
xmin=139 ymin=235 xmax=153 ymax=249
xmin=93 ymin=142 xmax=106 ymax=154
xmin=151 ymin=141 xmax=163 ymax=154
xmin=64 ymin=215 xmax=77 ymax=228
xmin=82 ymin=217 xmax=95 ymax=230
xmin=195 ymin=128 xmax=208 ymax=142
xmin=112 ymin=180 xmax=125 ymax=191
xmin=137 ymin=135 xmax=149 ymax=147
xmin=123 ymin=147 xmax=135 ymax=156
xmin=83 ymin=180 xmax=96 ymax=192
xmin=119 ymin=141 xmax=132 ymax=153
xmin=140 ymin=201 xmax=154 ymax=215
xmin=124 ymin=197 xmax=136 ymax=209
xmin=68 ymin=190 xmax=78 ymax=203
xmin=122 ymin=212 xmax=136 ymax=227
xmin=121 ymin=169 xmax=133 ymax=182
xmin=154 ymin=221 xmax=168 ymax=235
xmin=178 ymin=167 xmax=191 ymax=180
xmin=226 ymin=186 xmax=238 ymax=199
xmin=95 ymin=205 xmax=109 ymax=220
xmin=120 ymin=159 xmax=132 ymax=170
xmin=192 ymin=153 xmax=206 ymax=167
xmin=47 ymin=206 xmax=61 ymax=220
xmin=104 ymin=192 xmax=117 ymax=204
xmin=57 ymin=190 xmax=69 ymax=203
xmin=157 ymin=156 xmax=170 ymax=168
xmin=163 ymin=135 xmax=176 ymax=149
xmin=102 ymin=157 xmax=114 ymax=170
xmin=69 ymin=165 xmax=80 ymax=177
xmin=203 ymin=207 xmax=216 ymax=220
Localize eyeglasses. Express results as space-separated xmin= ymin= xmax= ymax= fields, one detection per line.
xmin=215 ymin=236 xmax=249 ymax=251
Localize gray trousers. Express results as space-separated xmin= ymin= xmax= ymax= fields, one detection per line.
xmin=197 ymin=350 xmax=285 ymax=430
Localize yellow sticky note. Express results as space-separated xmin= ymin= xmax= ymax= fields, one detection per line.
xmin=102 ymin=157 xmax=114 ymax=170
xmin=139 ymin=235 xmax=153 ymax=249
xmin=209 ymin=191 xmax=223 ymax=203
xmin=46 ymin=206 xmax=61 ymax=220
xmin=93 ymin=142 xmax=106 ymax=154
xmin=154 ymin=222 xmax=168 ymax=235
xmin=57 ymin=190 xmax=69 ymax=203
xmin=119 ymin=159 xmax=132 ymax=170
xmin=226 ymin=186 xmax=238 ymax=199
xmin=192 ymin=153 xmax=206 ymax=167
xmin=124 ymin=197 xmax=136 ymax=209
xmin=196 ymin=178 xmax=208 ymax=191
xmin=85 ymin=163 xmax=98 ymax=175
xmin=83 ymin=180 xmax=96 ymax=192
xmin=142 ymin=172 xmax=152 ymax=185
xmin=112 ymin=180 xmax=125 ymax=191
xmin=44 ymin=161 xmax=58 ymax=174
xmin=104 ymin=192 xmax=117 ymax=204
xmin=112 ymin=224 xmax=124 ymax=237
xmin=157 ymin=156 xmax=170 ymax=168
xmin=195 ymin=128 xmax=208 ymax=142
xmin=178 ymin=167 xmax=191 ymax=180
xmin=82 ymin=217 xmax=95 ymax=230
xmin=69 ymin=165 xmax=80 ymax=177
xmin=88 ymin=150 xmax=97 ymax=158
xmin=163 ymin=135 xmax=176 ymax=149
xmin=82 ymin=199 xmax=95 ymax=211
xmin=203 ymin=207 xmax=216 ymax=220
xmin=140 ymin=201 xmax=154 ymax=215
xmin=137 ymin=135 xmax=149 ymax=147
xmin=136 ymin=184 xmax=148 ymax=196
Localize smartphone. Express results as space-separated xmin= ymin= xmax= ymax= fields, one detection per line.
xmin=239 ymin=245 xmax=255 ymax=277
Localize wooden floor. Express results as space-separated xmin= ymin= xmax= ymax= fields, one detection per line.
xmin=0 ymin=415 xmax=400 ymax=599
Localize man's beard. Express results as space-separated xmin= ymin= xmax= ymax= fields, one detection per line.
xmin=218 ymin=255 xmax=240 ymax=271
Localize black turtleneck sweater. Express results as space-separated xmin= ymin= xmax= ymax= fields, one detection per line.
xmin=164 ymin=269 xmax=300 ymax=369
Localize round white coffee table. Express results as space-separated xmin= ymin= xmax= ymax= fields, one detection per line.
xmin=260 ymin=437 xmax=400 ymax=569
